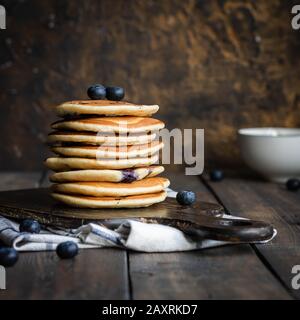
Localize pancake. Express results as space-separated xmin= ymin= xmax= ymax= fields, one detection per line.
xmin=51 ymin=191 xmax=167 ymax=208
xmin=51 ymin=116 xmax=165 ymax=134
xmin=49 ymin=166 xmax=165 ymax=183
xmin=45 ymin=154 xmax=159 ymax=171
xmin=52 ymin=177 xmax=170 ymax=197
xmin=48 ymin=131 xmax=157 ymax=146
xmin=51 ymin=141 xmax=163 ymax=159
xmin=55 ymin=100 xmax=159 ymax=117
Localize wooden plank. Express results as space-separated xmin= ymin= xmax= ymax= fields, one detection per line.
xmin=0 ymin=171 xmax=130 ymax=300
xmin=203 ymin=176 xmax=300 ymax=299
xmin=0 ymin=249 xmax=129 ymax=300
xmin=129 ymin=172 xmax=291 ymax=299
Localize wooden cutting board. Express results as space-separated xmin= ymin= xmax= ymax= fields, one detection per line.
xmin=0 ymin=188 xmax=274 ymax=242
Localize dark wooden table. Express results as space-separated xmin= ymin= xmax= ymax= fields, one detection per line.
xmin=0 ymin=171 xmax=299 ymax=300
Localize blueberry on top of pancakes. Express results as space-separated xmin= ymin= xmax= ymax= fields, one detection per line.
xmin=106 ymin=86 xmax=125 ymax=101
xmin=87 ymin=84 xmax=106 ymax=100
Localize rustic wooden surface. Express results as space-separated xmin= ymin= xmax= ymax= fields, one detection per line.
xmin=203 ymin=175 xmax=300 ymax=299
xmin=0 ymin=171 xmax=298 ymax=300
xmin=0 ymin=0 xmax=300 ymax=171
xmin=0 ymin=172 xmax=130 ymax=300
xmin=129 ymin=174 xmax=290 ymax=300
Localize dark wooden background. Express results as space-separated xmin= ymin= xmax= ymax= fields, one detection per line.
xmin=0 ymin=0 xmax=299 ymax=171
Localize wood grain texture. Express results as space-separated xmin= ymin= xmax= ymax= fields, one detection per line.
xmin=0 ymin=171 xmax=294 ymax=299
xmin=0 ymin=171 xmax=130 ymax=300
xmin=129 ymin=172 xmax=291 ymax=299
xmin=0 ymin=0 xmax=300 ymax=170
xmin=203 ymin=176 xmax=300 ymax=299
xmin=0 ymin=249 xmax=130 ymax=300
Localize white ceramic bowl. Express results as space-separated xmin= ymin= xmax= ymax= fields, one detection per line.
xmin=238 ymin=128 xmax=300 ymax=183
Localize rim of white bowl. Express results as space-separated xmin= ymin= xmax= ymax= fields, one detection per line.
xmin=238 ymin=127 xmax=300 ymax=137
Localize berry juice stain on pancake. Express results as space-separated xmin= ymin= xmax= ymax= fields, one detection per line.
xmin=121 ymin=169 xmax=138 ymax=183
xmin=49 ymin=166 xmax=164 ymax=183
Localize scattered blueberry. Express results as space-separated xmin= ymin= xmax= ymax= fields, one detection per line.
xmin=0 ymin=248 xmax=19 ymax=267
xmin=210 ymin=169 xmax=224 ymax=182
xmin=56 ymin=241 xmax=79 ymax=259
xmin=176 ymin=191 xmax=196 ymax=206
xmin=286 ymin=178 xmax=300 ymax=191
xmin=19 ymin=219 xmax=41 ymax=234
xmin=106 ymin=86 xmax=125 ymax=101
xmin=87 ymin=84 xmax=106 ymax=100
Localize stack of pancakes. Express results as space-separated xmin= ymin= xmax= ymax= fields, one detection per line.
xmin=45 ymin=100 xmax=170 ymax=208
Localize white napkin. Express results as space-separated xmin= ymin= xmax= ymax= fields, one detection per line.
xmin=0 ymin=189 xmax=276 ymax=252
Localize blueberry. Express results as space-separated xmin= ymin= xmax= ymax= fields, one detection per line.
xmin=210 ymin=169 xmax=224 ymax=182
xmin=121 ymin=169 xmax=137 ymax=183
xmin=176 ymin=191 xmax=196 ymax=206
xmin=286 ymin=179 xmax=300 ymax=191
xmin=19 ymin=219 xmax=41 ymax=234
xmin=0 ymin=248 xmax=19 ymax=267
xmin=106 ymin=86 xmax=125 ymax=101
xmin=87 ymin=84 xmax=106 ymax=100
xmin=56 ymin=241 xmax=79 ymax=259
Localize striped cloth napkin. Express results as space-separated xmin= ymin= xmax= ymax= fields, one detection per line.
xmin=0 ymin=190 xmax=276 ymax=252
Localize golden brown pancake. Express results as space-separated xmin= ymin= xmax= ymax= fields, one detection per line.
xmin=49 ymin=166 xmax=165 ymax=183
xmin=51 ymin=141 xmax=163 ymax=159
xmin=45 ymin=154 xmax=159 ymax=171
xmin=48 ymin=131 xmax=157 ymax=146
xmin=51 ymin=116 xmax=165 ymax=134
xmin=51 ymin=191 xmax=167 ymax=208
xmin=55 ymin=100 xmax=159 ymax=117
xmin=52 ymin=177 xmax=170 ymax=197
